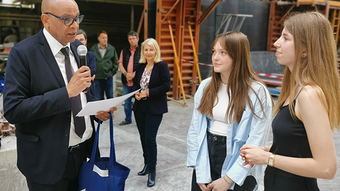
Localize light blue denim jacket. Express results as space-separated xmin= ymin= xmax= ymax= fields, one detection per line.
xmin=187 ymin=77 xmax=272 ymax=190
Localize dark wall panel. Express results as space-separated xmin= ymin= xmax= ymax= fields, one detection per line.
xmin=239 ymin=0 xmax=270 ymax=51
xmin=77 ymin=1 xmax=144 ymax=53
xmin=0 ymin=2 xmax=144 ymax=54
xmin=198 ymin=0 xmax=280 ymax=78
xmin=148 ymin=0 xmax=157 ymax=39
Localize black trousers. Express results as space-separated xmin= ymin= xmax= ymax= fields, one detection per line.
xmin=264 ymin=166 xmax=319 ymax=191
xmin=26 ymin=140 xmax=91 ymax=191
xmin=134 ymin=99 xmax=163 ymax=173
xmin=191 ymin=131 xmax=256 ymax=191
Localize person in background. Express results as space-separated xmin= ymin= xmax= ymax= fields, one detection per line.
xmin=3 ymin=28 xmax=18 ymax=53
xmin=76 ymin=29 xmax=96 ymax=80
xmin=240 ymin=12 xmax=340 ymax=191
xmin=4 ymin=28 xmax=18 ymax=44
xmin=118 ymin=31 xmax=141 ymax=126
xmin=90 ymin=30 xmax=118 ymax=100
xmin=76 ymin=29 xmax=97 ymax=97
xmin=3 ymin=0 xmax=115 ymax=190
xmin=133 ymin=38 xmax=170 ymax=187
xmin=187 ymin=32 xmax=272 ymax=191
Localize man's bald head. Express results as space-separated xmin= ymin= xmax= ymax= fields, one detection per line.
xmin=40 ymin=0 xmax=80 ymax=46
xmin=41 ymin=0 xmax=52 ymax=14
xmin=41 ymin=0 xmax=77 ymax=14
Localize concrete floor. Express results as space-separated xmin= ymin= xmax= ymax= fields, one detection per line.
xmin=1 ymin=97 xmax=340 ymax=191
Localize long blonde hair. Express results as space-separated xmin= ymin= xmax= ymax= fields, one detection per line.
xmin=197 ymin=32 xmax=269 ymax=123
xmin=275 ymin=12 xmax=340 ymax=131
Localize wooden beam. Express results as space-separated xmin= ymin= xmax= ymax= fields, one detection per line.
xmin=167 ymin=97 xmax=187 ymax=107
xmin=161 ymin=0 xmax=181 ymax=23
xmin=137 ymin=11 xmax=144 ymax=35
xmin=144 ymin=0 xmax=148 ymax=39
xmin=197 ymin=0 xmax=223 ymax=25
xmin=131 ymin=5 xmax=134 ymax=31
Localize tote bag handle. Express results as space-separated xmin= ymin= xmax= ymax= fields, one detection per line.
xmin=90 ymin=112 xmax=117 ymax=166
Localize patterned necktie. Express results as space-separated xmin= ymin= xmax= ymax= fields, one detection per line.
xmin=60 ymin=47 xmax=85 ymax=138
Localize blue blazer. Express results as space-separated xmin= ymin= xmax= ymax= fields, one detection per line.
xmin=132 ymin=61 xmax=171 ymax=114
xmin=87 ymin=51 xmax=96 ymax=76
xmin=87 ymin=51 xmax=97 ymax=98
xmin=3 ymin=29 xmax=97 ymax=184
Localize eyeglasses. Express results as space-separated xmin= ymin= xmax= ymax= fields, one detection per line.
xmin=44 ymin=12 xmax=84 ymax=26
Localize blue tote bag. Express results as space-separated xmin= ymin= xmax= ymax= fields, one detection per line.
xmin=79 ymin=113 xmax=130 ymax=191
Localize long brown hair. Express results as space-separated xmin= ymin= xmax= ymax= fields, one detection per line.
xmin=275 ymin=12 xmax=340 ymax=131
xmin=197 ymin=32 xmax=269 ymax=123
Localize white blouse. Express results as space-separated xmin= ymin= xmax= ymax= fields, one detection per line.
xmin=140 ymin=67 xmax=152 ymax=90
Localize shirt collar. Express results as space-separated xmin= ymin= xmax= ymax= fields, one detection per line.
xmin=130 ymin=45 xmax=138 ymax=51
xmin=98 ymin=43 xmax=107 ymax=49
xmin=43 ymin=28 xmax=71 ymax=56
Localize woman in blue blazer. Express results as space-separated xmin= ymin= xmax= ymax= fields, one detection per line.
xmin=133 ymin=38 xmax=170 ymax=187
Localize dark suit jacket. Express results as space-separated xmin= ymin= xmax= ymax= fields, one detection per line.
xmin=87 ymin=51 xmax=97 ymax=98
xmin=3 ymin=29 xmax=97 ymax=184
xmin=87 ymin=51 xmax=96 ymax=76
xmin=132 ymin=61 xmax=171 ymax=114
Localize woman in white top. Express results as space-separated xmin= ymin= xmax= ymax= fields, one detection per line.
xmin=187 ymin=32 xmax=272 ymax=191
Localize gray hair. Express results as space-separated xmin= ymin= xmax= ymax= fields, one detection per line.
xmin=77 ymin=29 xmax=87 ymax=40
xmin=127 ymin=31 xmax=139 ymax=39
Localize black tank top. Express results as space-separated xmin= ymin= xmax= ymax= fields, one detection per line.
xmin=270 ymin=94 xmax=313 ymax=178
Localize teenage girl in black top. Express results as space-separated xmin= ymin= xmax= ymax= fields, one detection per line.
xmin=240 ymin=12 xmax=340 ymax=191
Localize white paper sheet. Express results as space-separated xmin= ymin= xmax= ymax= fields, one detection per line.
xmin=76 ymin=89 xmax=140 ymax=117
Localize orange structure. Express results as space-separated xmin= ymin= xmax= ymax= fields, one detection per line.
xmin=139 ymin=0 xmax=223 ymax=102
xmin=267 ymin=0 xmax=340 ymax=51
xmin=267 ymin=0 xmax=340 ymax=74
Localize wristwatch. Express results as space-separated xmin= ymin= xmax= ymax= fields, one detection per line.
xmin=268 ymin=153 xmax=275 ymax=167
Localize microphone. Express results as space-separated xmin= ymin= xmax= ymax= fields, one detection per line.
xmin=77 ymin=45 xmax=88 ymax=93
xmin=77 ymin=45 xmax=88 ymax=67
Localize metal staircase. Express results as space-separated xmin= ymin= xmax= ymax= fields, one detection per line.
xmin=215 ymin=14 xmax=253 ymax=37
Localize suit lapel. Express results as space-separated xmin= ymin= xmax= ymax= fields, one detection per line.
xmin=38 ymin=30 xmax=65 ymax=87
xmin=149 ymin=62 xmax=158 ymax=86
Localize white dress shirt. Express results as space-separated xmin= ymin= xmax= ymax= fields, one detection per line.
xmin=43 ymin=28 xmax=93 ymax=146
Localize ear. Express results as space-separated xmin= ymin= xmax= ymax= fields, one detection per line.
xmin=301 ymin=48 xmax=307 ymax=58
xmin=41 ymin=14 xmax=49 ymax=28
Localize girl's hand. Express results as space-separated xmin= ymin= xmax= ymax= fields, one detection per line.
xmin=240 ymin=145 xmax=271 ymax=168
xmin=207 ymin=177 xmax=231 ymax=191
xmin=198 ymin=183 xmax=211 ymax=191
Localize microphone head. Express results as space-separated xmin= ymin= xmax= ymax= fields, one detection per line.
xmin=77 ymin=45 xmax=87 ymax=56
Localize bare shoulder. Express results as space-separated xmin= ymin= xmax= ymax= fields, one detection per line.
xmin=296 ymin=85 xmax=326 ymax=120
xmin=297 ymin=85 xmax=322 ymax=103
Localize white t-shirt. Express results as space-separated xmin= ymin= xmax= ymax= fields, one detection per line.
xmin=210 ymin=83 xmax=229 ymax=136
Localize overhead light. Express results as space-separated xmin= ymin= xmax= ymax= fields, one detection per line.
xmin=0 ymin=0 xmax=35 ymax=9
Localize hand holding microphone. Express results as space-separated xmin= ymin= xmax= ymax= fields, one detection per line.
xmin=77 ymin=45 xmax=89 ymax=93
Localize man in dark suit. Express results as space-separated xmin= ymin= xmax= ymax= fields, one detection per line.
xmin=3 ymin=0 xmax=115 ymax=190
